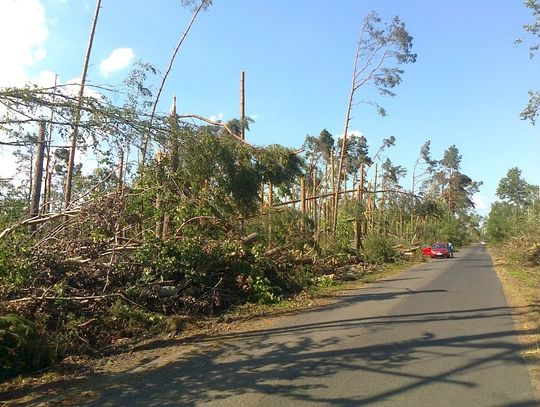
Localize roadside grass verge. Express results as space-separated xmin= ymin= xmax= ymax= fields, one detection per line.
xmin=489 ymin=245 xmax=540 ymax=397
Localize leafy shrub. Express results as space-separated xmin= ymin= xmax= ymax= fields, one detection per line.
xmin=362 ymin=234 xmax=398 ymax=264
xmin=246 ymin=207 xmax=313 ymax=251
xmin=251 ymin=276 xmax=282 ymax=304
xmin=0 ymin=314 xmax=54 ymax=381
xmin=102 ymin=300 xmax=164 ymax=338
xmin=0 ymin=236 xmax=35 ymax=289
xmin=314 ymin=274 xmax=335 ymax=288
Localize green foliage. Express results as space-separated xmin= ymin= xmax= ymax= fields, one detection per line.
xmin=332 ymin=200 xmax=364 ymax=253
xmin=496 ymin=167 xmax=532 ymax=207
xmin=315 ymin=274 xmax=335 ymax=288
xmin=313 ymin=129 xmax=335 ymax=163
xmin=435 ymin=145 xmax=482 ymax=214
xmin=248 ymin=207 xmax=311 ymax=250
xmin=138 ymin=125 xmax=304 ymax=223
xmin=486 ymin=202 xmax=515 ymax=243
xmin=105 ymin=300 xmax=164 ymax=336
xmin=251 ymin=276 xmax=283 ymax=304
xmin=0 ymin=183 xmax=27 ymax=230
xmin=360 ymin=12 xmax=416 ymax=97
xmin=338 ymin=134 xmax=372 ymax=175
xmin=413 ymin=198 xmax=444 ymax=219
xmin=254 ymin=144 xmax=304 ymax=187
xmin=521 ymin=90 xmax=540 ymax=125
xmin=487 ymin=168 xmax=540 ymax=266
xmin=362 ymin=234 xmax=399 ymax=264
xmin=381 ymin=158 xmax=407 ymax=187
xmin=135 ymin=237 xmax=250 ymax=284
xmin=517 ymin=0 xmax=540 ymax=123
xmin=438 ymin=217 xmax=467 ymax=246
xmin=0 ymin=314 xmax=54 ymax=381
xmin=0 ymin=236 xmax=35 ymax=289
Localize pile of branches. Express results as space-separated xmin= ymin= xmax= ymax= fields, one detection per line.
xmin=0 ymin=193 xmax=317 ymax=366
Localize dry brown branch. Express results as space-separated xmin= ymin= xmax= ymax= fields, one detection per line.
xmin=176 ymin=114 xmax=251 ymax=145
xmin=0 ymin=209 xmax=80 ymax=239
xmin=240 ymin=232 xmax=259 ymax=245
xmin=263 ymin=243 xmax=293 ymax=257
xmin=8 ymin=292 xmax=150 ymax=312
xmin=272 ymin=188 xmax=418 ymax=208
xmin=99 ymin=245 xmax=141 ymax=257
xmin=77 ymin=318 xmax=97 ymax=328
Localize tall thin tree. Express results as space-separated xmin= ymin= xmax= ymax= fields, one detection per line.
xmin=64 ymin=0 xmax=102 ymax=208
xmin=332 ymin=12 xmax=415 ymax=230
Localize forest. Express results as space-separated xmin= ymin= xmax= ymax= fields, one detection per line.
xmin=0 ymin=1 xmax=529 ymax=382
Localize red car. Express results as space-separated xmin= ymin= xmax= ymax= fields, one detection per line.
xmin=429 ymin=242 xmax=453 ymax=258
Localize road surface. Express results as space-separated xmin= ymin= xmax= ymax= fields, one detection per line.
xmin=81 ymin=244 xmax=536 ymax=406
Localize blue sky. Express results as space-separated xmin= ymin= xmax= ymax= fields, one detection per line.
xmin=1 ymin=0 xmax=539 ymax=216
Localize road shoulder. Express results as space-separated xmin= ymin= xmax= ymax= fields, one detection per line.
xmin=489 ymin=246 xmax=540 ymax=401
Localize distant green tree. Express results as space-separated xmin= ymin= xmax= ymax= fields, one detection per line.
xmin=338 ymin=133 xmax=372 ymax=178
xmin=303 ymin=129 xmax=335 ymax=170
xmin=496 ymin=167 xmax=532 ymax=208
xmin=486 ymin=201 xmax=516 ymax=242
xmin=381 ymin=158 xmax=407 ymax=190
xmin=437 ymin=145 xmax=481 ymax=214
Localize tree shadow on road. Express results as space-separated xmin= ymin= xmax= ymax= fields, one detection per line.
xmin=6 ymin=300 xmax=539 ymax=407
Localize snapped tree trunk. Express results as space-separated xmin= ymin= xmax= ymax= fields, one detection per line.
xmin=29 ymin=121 xmax=46 ymax=231
xmin=64 ymin=0 xmax=102 ymax=208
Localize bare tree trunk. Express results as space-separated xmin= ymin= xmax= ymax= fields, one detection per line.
xmin=156 ymin=197 xmax=164 ymax=239
xmin=140 ymin=0 xmax=207 ymax=170
xmin=117 ymin=147 xmax=124 ymax=194
xmin=332 ymin=35 xmax=364 ymax=232
xmin=300 ymin=176 xmax=306 ymax=233
xmin=371 ymin=164 xmax=378 ymax=233
xmin=30 ymin=122 xmax=46 ymax=231
xmin=354 ymin=162 xmax=365 ymax=250
xmin=330 ymin=150 xmax=335 ymax=229
xmin=240 ymin=70 xmax=245 ymax=140
xmin=43 ymin=74 xmax=58 ymax=213
xmin=64 ymin=0 xmax=102 ymax=208
xmin=268 ymin=181 xmax=273 ymax=243
xmin=312 ymin=172 xmax=318 ymax=236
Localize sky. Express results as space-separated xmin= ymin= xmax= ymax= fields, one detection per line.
xmin=0 ymin=0 xmax=539 ymax=217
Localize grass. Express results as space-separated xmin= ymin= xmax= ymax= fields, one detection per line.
xmin=489 ymin=245 xmax=540 ymax=398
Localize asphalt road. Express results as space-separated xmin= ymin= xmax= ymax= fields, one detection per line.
xmin=83 ymin=244 xmax=537 ymax=406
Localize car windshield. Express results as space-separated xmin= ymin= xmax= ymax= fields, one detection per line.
xmin=432 ymin=243 xmax=447 ymax=249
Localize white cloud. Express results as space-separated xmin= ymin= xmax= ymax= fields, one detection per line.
xmin=64 ymin=77 xmax=103 ymax=99
xmin=209 ymin=113 xmax=224 ymax=122
xmin=99 ymin=48 xmax=134 ymax=77
xmin=0 ymin=0 xmax=48 ymax=87
xmin=473 ymin=194 xmax=489 ymax=215
xmin=0 ymin=0 xmax=49 ymax=179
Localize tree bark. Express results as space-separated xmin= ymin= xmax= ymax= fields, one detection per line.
xmin=29 ymin=121 xmax=46 ymax=231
